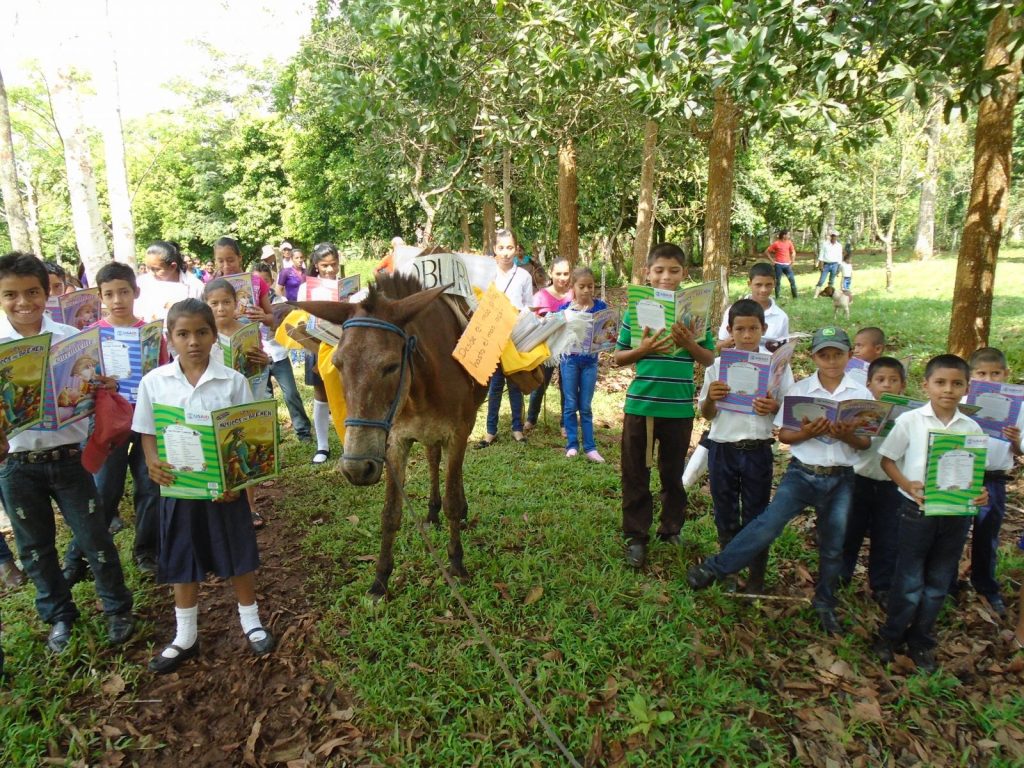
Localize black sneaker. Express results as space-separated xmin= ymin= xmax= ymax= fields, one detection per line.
xmin=983 ymin=594 xmax=1008 ymax=618
xmin=908 ymin=646 xmax=937 ymax=674
xmin=108 ymin=516 xmax=125 ymax=535
xmin=816 ymin=609 xmax=845 ymax=637
xmin=872 ymin=634 xmax=896 ymax=664
xmin=686 ymin=563 xmax=716 ymax=590
xmin=624 ymin=540 xmax=647 ymax=569
xmin=62 ymin=561 xmax=91 ymax=588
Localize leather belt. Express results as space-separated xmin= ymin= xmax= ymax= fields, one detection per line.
xmin=731 ymin=439 xmax=774 ymax=451
xmin=790 ymin=458 xmax=851 ymax=477
xmin=7 ymin=444 xmax=82 ymax=464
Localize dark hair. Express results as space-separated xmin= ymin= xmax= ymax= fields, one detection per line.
xmin=855 ymin=326 xmax=885 ymax=348
xmin=924 ymin=354 xmax=970 ymax=381
xmin=214 ymin=236 xmax=242 ymax=256
xmin=166 ymin=298 xmax=216 ymax=334
xmin=868 ymin=356 xmax=906 ymax=383
xmin=728 ymin=298 xmax=765 ymax=327
xmin=777 ymin=229 xmax=789 ymax=238
xmin=495 ymin=229 xmax=517 ymax=247
xmin=571 ymin=266 xmax=595 ymax=284
xmin=203 ymin=277 xmax=237 ymax=301
xmin=309 ymin=242 xmax=340 ymax=278
xmin=43 ymin=259 xmax=67 ymax=280
xmin=253 ymin=263 xmax=273 ymax=278
xmin=146 ymin=241 xmax=186 ymax=274
xmin=0 ymin=251 xmax=49 ymax=293
xmin=968 ymin=346 xmax=1007 ymax=370
xmin=95 ymin=262 xmax=138 ymax=291
xmin=748 ymin=262 xmax=775 ymax=281
xmin=647 ymin=242 xmax=686 ymax=267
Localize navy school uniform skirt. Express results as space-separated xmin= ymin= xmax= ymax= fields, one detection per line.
xmin=304 ymin=351 xmax=324 ymax=387
xmin=158 ymin=495 xmax=260 ymax=584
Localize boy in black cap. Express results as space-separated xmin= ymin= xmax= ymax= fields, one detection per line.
xmin=688 ymin=326 xmax=873 ymax=636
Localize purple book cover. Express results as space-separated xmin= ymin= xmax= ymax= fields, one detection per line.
xmin=717 ymin=348 xmax=771 ymax=414
xmin=41 ymin=328 xmax=102 ymax=429
xmin=966 ymin=380 xmax=1024 ymax=441
xmin=845 ymin=357 xmax=869 ymax=387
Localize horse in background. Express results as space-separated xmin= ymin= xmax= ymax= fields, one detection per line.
xmin=295 ymin=272 xmax=487 ymax=599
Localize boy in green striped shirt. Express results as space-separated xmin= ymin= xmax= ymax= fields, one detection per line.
xmin=614 ymin=244 xmax=715 ymax=568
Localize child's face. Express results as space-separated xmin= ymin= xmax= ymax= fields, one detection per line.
xmin=970 ymin=361 xmax=1008 ymax=383
xmin=728 ymin=315 xmax=765 ymax=351
xmin=573 ymin=277 xmax=595 ymax=306
xmin=316 ymin=254 xmax=340 ymax=279
xmin=551 ymin=262 xmax=571 ymax=292
xmin=924 ymin=367 xmax=969 ymax=411
xmin=205 ymin=288 xmax=237 ymax=325
xmin=812 ymin=346 xmax=851 ymax=380
xmin=48 ymin=273 xmax=66 ymax=296
xmin=494 ymin=237 xmax=516 ymax=271
xmin=853 ymin=333 xmax=883 ymax=362
xmin=868 ymin=366 xmax=905 ymax=398
xmin=100 ymin=279 xmax=141 ymax=321
xmin=646 ymin=257 xmax=685 ymax=291
xmin=748 ymin=276 xmax=775 ymax=306
xmin=0 ymin=274 xmax=48 ymax=332
xmin=168 ymin=314 xmax=217 ymax=363
xmin=145 ymin=253 xmax=178 ymax=281
xmin=213 ymin=246 xmax=242 ymax=275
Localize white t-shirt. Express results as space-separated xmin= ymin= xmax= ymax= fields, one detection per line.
xmin=819 ymin=240 xmax=843 ymax=264
xmin=132 ymin=357 xmax=253 ymax=435
xmin=854 ymin=436 xmax=889 ymax=481
xmin=718 ymin=297 xmax=790 ymax=344
xmin=841 ymin=262 xmax=853 ymax=278
xmin=699 ymin=357 xmax=794 ymax=442
xmin=494 ymin=265 xmax=533 ymax=310
xmin=774 ymin=372 xmax=874 ymax=467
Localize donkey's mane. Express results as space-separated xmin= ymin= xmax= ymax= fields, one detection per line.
xmin=361 ymin=271 xmax=426 ymax=313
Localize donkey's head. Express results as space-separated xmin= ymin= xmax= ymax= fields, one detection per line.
xmin=293 ymin=283 xmax=446 ymax=485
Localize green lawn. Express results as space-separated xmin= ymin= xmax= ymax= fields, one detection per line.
xmin=2 ymin=248 xmax=1023 ymax=766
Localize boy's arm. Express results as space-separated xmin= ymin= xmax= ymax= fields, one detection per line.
xmin=779 ymin=417 xmax=831 ymax=445
xmin=670 ymin=323 xmax=715 ymax=366
xmin=830 ymin=420 xmax=871 ymax=450
xmin=880 ymin=456 xmax=922 ymax=506
xmin=614 ymin=327 xmax=672 ymax=367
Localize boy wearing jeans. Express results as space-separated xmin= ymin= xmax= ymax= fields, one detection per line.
xmin=688 ymin=326 xmax=872 ymax=636
xmin=873 ymin=354 xmax=986 ymax=673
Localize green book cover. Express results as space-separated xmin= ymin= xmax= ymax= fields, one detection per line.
xmin=924 ymin=431 xmax=987 ymax=517
xmin=153 ymin=404 xmax=222 ymax=500
xmin=212 ymin=400 xmax=280 ymax=495
xmin=625 ymin=280 xmax=717 ymax=350
xmin=0 ymin=333 xmax=51 ymax=437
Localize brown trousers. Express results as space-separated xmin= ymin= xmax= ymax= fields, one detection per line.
xmin=621 ymin=413 xmax=693 ymax=543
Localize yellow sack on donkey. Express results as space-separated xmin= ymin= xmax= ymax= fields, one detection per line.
xmin=500 ymin=340 xmax=549 ymax=375
xmin=317 ymin=341 xmax=348 ymax=442
xmin=274 ymin=309 xmax=312 ymax=351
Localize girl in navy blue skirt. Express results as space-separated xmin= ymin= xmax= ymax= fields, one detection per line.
xmin=133 ymin=299 xmax=274 ymax=674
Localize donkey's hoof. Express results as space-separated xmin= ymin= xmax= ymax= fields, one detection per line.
xmin=361 ymin=591 xmax=386 ymax=610
xmin=448 ymin=563 xmax=470 ymax=582
xmin=427 ymin=502 xmax=442 ymax=526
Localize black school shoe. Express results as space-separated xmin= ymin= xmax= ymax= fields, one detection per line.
xmin=983 ymin=594 xmax=1008 ymax=618
xmin=62 ymin=561 xmax=92 ymax=588
xmin=816 ymin=609 xmax=845 ymax=637
xmin=108 ymin=613 xmax=134 ymax=645
xmin=149 ymin=642 xmax=200 ymax=674
xmin=246 ymin=627 xmax=275 ymax=655
xmin=908 ymin=646 xmax=938 ymax=674
xmin=872 ymin=634 xmax=898 ymax=664
xmin=46 ymin=620 xmax=74 ymax=653
xmin=686 ymin=563 xmax=716 ymax=590
xmin=624 ymin=540 xmax=647 ymax=569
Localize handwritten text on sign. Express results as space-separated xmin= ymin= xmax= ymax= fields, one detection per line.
xmin=452 ymin=285 xmax=519 ymax=385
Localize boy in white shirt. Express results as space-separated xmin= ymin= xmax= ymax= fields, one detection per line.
xmin=717 ymin=263 xmax=790 ymax=349
xmin=689 ymin=326 xmax=873 ymax=636
xmin=874 ymin=354 xmax=987 ymax=673
xmin=699 ymin=299 xmax=793 ymax=593
xmin=0 ymin=252 xmax=133 ymax=653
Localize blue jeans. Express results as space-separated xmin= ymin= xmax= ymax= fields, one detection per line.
xmin=707 ymin=440 xmax=773 ymax=545
xmin=67 ymin=432 xmax=160 ymax=566
xmin=0 ymin=454 xmax=133 ymax=624
xmin=0 ymin=531 xmax=13 ymax=564
xmin=882 ymin=502 xmax=972 ymax=650
xmin=561 ymin=356 xmax=598 ymax=451
xmin=485 ymin=368 xmax=523 ymax=435
xmin=526 ymin=366 xmax=559 ymax=425
xmin=816 ymin=262 xmax=840 ymax=288
xmin=841 ymin=475 xmax=903 ymax=593
xmin=967 ymin=476 xmax=1006 ymax=598
xmin=268 ymin=357 xmax=311 ymax=438
xmin=774 ymin=263 xmax=797 ymax=298
xmin=705 ymin=461 xmax=854 ymax=611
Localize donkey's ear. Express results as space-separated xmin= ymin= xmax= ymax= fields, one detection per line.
xmin=390 ymin=285 xmax=448 ymax=327
xmin=290 ymin=300 xmax=359 ymax=326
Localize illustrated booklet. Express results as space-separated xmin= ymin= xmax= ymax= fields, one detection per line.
xmin=625 ymin=280 xmax=717 ymax=350
xmin=221 ymin=272 xmax=260 ymax=313
xmin=923 ymin=431 xmax=988 ymax=516
xmin=46 ymin=288 xmax=102 ymax=330
xmin=41 ymin=327 xmax=102 ymax=429
xmin=965 ymin=380 xmax=1024 ymax=442
xmin=780 ymin=395 xmax=894 ymax=442
xmin=564 ymin=308 xmax=621 ymax=355
xmin=716 ymin=340 xmax=797 ymax=414
xmin=0 ymin=333 xmax=51 ymax=436
xmin=304 ymin=274 xmax=362 ymax=302
xmin=220 ymin=322 xmax=269 ymax=397
xmin=98 ymin=321 xmax=164 ymax=403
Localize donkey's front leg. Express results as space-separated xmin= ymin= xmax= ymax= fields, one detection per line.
xmin=368 ymin=441 xmax=410 ymax=599
xmin=443 ymin=436 xmax=470 ymax=580
xmin=426 ymin=444 xmax=442 ymax=526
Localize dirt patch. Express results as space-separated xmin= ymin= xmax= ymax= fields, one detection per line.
xmin=69 ymin=483 xmax=369 ymax=767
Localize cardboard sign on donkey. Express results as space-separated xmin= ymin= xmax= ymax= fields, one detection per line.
xmin=452 ymin=284 xmax=519 ymax=385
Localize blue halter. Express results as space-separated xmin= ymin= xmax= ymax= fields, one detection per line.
xmin=340 ymin=317 xmax=418 ymax=442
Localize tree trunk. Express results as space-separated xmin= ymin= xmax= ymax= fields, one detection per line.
xmin=460 ymin=209 xmax=471 ymax=252
xmin=702 ymin=89 xmax=739 ymax=320
xmin=50 ymin=69 xmax=109 ymax=282
xmin=913 ymin=101 xmax=942 ymax=261
xmin=19 ymin=159 xmax=43 ymax=256
xmin=0 ymin=67 xmax=31 ymax=252
xmin=98 ymin=3 xmax=136 ymax=265
xmin=631 ymin=119 xmax=658 ymax=284
xmin=502 ymin=147 xmax=512 ymax=230
xmin=482 ymin=161 xmax=497 ymax=253
xmin=947 ymin=10 xmax=1021 ymax=358
xmin=557 ymin=140 xmax=579 ymax=267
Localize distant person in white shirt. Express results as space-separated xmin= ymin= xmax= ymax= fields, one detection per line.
xmin=813 ymin=231 xmax=843 ymax=297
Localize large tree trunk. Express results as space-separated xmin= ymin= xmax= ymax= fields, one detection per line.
xmin=631 ymin=119 xmax=658 ymax=284
xmin=0 ymin=67 xmax=31 ymax=252
xmin=557 ymin=140 xmax=579 ymax=266
xmin=913 ymin=101 xmax=943 ymax=261
xmin=460 ymin=209 xmax=471 ymax=252
xmin=502 ymin=147 xmax=512 ymax=230
xmin=482 ymin=161 xmax=497 ymax=253
xmin=50 ymin=69 xmax=109 ymax=282
xmin=702 ymin=90 xmax=739 ymax=319
xmin=98 ymin=6 xmax=136 ymax=266
xmin=19 ymin=159 xmax=43 ymax=256
xmin=947 ymin=10 xmax=1021 ymax=358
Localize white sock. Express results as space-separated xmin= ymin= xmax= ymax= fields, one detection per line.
xmin=312 ymin=400 xmax=331 ymax=452
xmin=161 ymin=605 xmax=198 ymax=658
xmin=238 ymin=602 xmax=266 ymax=642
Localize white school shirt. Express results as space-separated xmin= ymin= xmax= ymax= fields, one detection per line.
xmin=774 ymin=372 xmax=874 ymax=467
xmin=717 ymin=297 xmax=790 ymax=344
xmin=699 ymin=357 xmax=794 ymax=442
xmin=854 ymin=436 xmax=888 ymax=481
xmin=0 ymin=313 xmax=91 ymax=452
xmin=132 ymin=357 xmax=253 ymax=435
xmin=494 ymin=266 xmax=534 ymax=310
xmin=878 ymin=402 xmax=984 ymax=502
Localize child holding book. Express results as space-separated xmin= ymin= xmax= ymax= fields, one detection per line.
xmin=840 ymin=356 xmax=907 ymax=606
xmin=63 ymin=262 xmax=169 ymax=583
xmin=698 ymin=299 xmax=792 ymax=593
xmin=873 ymin=354 xmax=987 ymax=673
xmin=557 ymin=267 xmax=607 ymax=462
xmin=688 ymin=326 xmax=873 ymax=636
xmin=614 ymin=243 xmax=715 ymax=568
xmin=0 ymin=252 xmax=134 ymax=653
xmin=957 ymin=347 xmax=1022 ymax=617
xmin=134 ymin=299 xmax=274 ymax=673
xmin=525 ymin=258 xmax=572 ymax=434
xmin=717 ymin=263 xmax=790 ymax=349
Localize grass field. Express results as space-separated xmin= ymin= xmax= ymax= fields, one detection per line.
xmin=1 ymin=248 xmax=1023 ymax=766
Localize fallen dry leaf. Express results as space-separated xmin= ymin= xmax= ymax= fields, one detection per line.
xmin=523 ymin=585 xmax=544 ymax=605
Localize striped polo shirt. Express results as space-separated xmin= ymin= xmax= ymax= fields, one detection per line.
xmin=616 ymin=319 xmax=714 ymax=419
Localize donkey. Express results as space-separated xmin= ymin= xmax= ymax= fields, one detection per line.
xmin=294 ymin=272 xmax=487 ymax=599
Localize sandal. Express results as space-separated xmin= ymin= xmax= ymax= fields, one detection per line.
xmin=311 ymin=449 xmax=330 ymax=465
xmin=252 ymin=510 xmax=266 ymax=530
